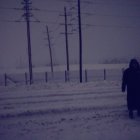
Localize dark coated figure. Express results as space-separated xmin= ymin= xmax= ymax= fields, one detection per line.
xmin=122 ymin=59 xmax=140 ymax=119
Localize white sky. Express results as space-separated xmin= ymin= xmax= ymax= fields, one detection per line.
xmin=0 ymin=0 xmax=140 ymax=69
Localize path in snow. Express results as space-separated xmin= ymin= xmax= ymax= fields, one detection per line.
xmin=0 ymin=81 xmax=140 ymax=140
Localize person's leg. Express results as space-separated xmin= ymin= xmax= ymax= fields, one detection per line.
xmin=137 ymin=109 xmax=140 ymax=116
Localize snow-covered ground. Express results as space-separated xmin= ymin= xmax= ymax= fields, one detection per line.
xmin=0 ymin=64 xmax=128 ymax=86
xmin=0 ymin=64 xmax=128 ymax=73
xmin=0 ymin=80 xmax=140 ymax=140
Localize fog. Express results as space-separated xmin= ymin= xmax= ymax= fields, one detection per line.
xmin=0 ymin=0 xmax=140 ymax=69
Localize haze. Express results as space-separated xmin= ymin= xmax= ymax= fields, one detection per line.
xmin=0 ymin=0 xmax=140 ymax=70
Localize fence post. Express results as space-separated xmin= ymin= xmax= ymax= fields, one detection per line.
xmin=4 ymin=73 xmax=7 ymax=86
xmin=25 ymin=72 xmax=28 ymax=85
xmin=65 ymin=70 xmax=70 ymax=82
xmin=66 ymin=71 xmax=70 ymax=81
xmin=85 ymin=69 xmax=88 ymax=82
xmin=65 ymin=70 xmax=67 ymax=82
xmin=45 ymin=72 xmax=48 ymax=83
xmin=104 ymin=69 xmax=106 ymax=80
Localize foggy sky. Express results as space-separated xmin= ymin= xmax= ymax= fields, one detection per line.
xmin=0 ymin=0 xmax=140 ymax=69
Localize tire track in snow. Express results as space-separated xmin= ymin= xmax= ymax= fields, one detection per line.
xmin=0 ymin=94 xmax=124 ymax=106
xmin=0 ymin=85 xmax=126 ymax=120
xmin=0 ymin=89 xmax=120 ymax=101
xmin=0 ymin=104 xmax=126 ymax=119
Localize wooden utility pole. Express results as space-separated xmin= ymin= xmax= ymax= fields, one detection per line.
xmin=46 ymin=25 xmax=54 ymax=74
xmin=22 ymin=0 xmax=33 ymax=85
xmin=64 ymin=7 xmax=70 ymax=72
xmin=77 ymin=0 xmax=83 ymax=83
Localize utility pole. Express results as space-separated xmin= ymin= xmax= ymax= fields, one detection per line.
xmin=77 ymin=0 xmax=83 ymax=83
xmin=64 ymin=7 xmax=70 ymax=72
xmin=46 ymin=25 xmax=54 ymax=74
xmin=22 ymin=0 xmax=33 ymax=85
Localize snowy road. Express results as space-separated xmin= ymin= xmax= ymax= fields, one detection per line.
xmin=0 ymin=81 xmax=140 ymax=140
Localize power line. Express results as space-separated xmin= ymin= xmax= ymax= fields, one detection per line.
xmin=32 ymin=8 xmax=63 ymax=13
xmin=91 ymin=2 xmax=140 ymax=7
xmin=84 ymin=24 xmax=140 ymax=29
xmin=61 ymin=0 xmax=140 ymax=7
xmin=0 ymin=7 xmax=21 ymax=10
xmin=60 ymin=0 xmax=93 ymax=4
xmin=0 ymin=19 xmax=140 ymax=30
xmin=1 ymin=11 xmax=140 ymax=24
xmin=0 ymin=6 xmax=110 ymax=16
xmin=0 ymin=6 xmax=63 ymax=13
xmin=1 ymin=6 xmax=140 ymax=19
xmin=91 ymin=13 xmax=140 ymax=18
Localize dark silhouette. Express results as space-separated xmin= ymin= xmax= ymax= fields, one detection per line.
xmin=122 ymin=59 xmax=140 ymax=119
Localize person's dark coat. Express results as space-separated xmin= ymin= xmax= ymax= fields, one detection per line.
xmin=122 ymin=59 xmax=140 ymax=111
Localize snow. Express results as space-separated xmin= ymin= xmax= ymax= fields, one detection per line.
xmin=0 ymin=64 xmax=127 ymax=86
xmin=0 ymin=80 xmax=140 ymax=140
xmin=0 ymin=63 xmax=128 ymax=74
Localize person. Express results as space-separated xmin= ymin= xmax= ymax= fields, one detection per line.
xmin=122 ymin=59 xmax=140 ymax=119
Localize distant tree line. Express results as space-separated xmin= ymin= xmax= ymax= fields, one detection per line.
xmin=101 ymin=58 xmax=130 ymax=64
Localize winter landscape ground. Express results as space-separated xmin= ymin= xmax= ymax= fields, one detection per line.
xmin=0 ymin=79 xmax=140 ymax=140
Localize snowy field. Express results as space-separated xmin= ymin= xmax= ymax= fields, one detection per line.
xmin=0 ymin=80 xmax=140 ymax=140
xmin=0 ymin=64 xmax=128 ymax=73
xmin=0 ymin=64 xmax=128 ymax=86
